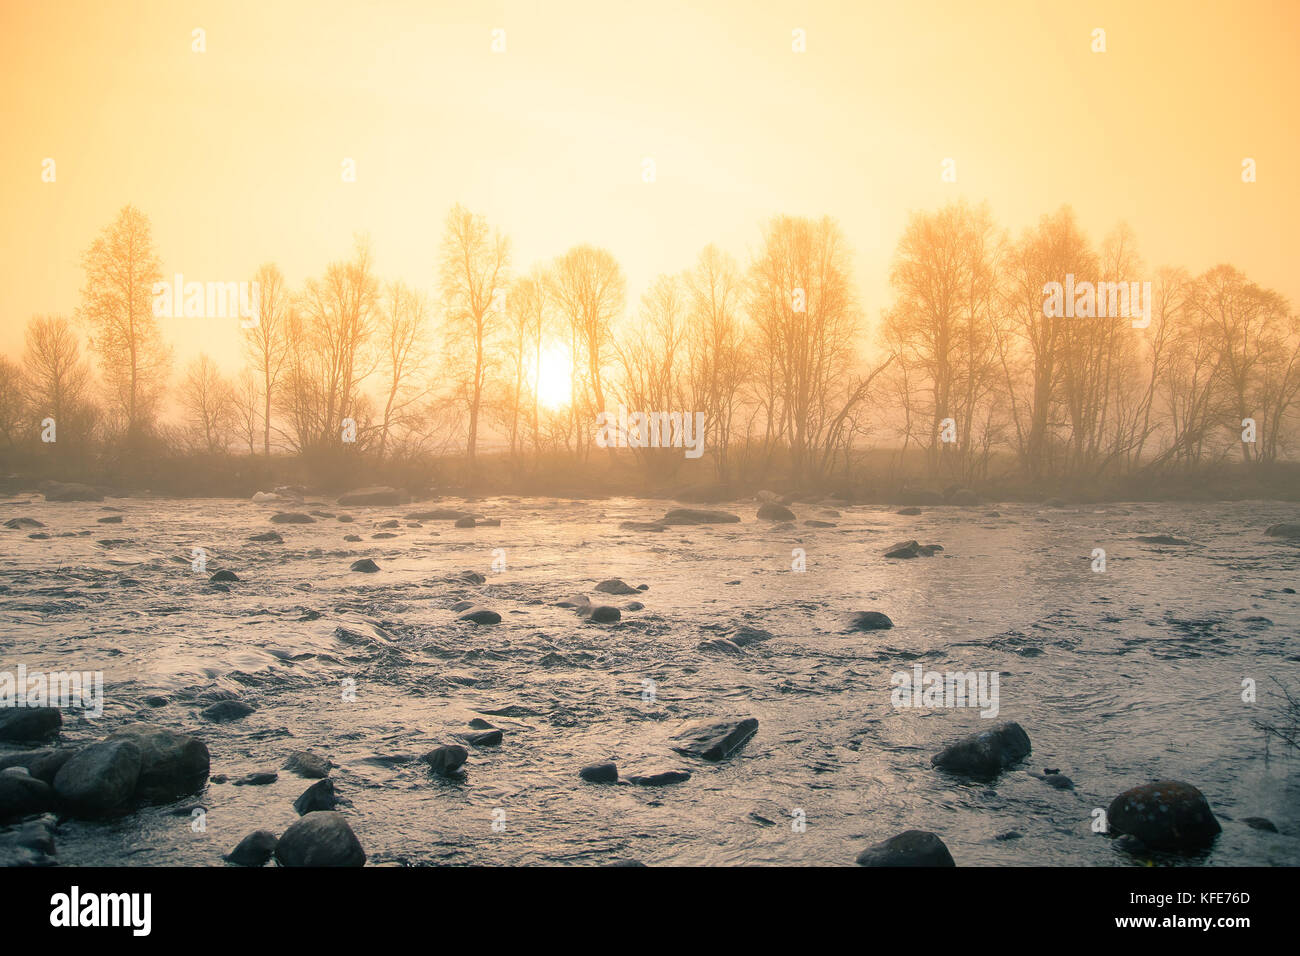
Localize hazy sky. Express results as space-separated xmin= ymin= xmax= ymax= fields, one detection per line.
xmin=2 ymin=0 xmax=1296 ymax=372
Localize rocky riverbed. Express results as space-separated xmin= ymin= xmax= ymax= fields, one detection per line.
xmin=1 ymin=492 xmax=1298 ymax=865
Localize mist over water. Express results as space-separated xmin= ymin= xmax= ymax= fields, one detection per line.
xmin=2 ymin=495 xmax=1297 ymax=866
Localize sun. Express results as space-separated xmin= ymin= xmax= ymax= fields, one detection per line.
xmin=534 ymin=341 xmax=573 ymax=411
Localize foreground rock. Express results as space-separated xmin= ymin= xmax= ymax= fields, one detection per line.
xmin=274 ymin=811 xmax=366 ymax=867
xmin=0 ymin=706 xmax=62 ymax=742
xmin=931 ymin=722 xmax=1031 ymax=777
xmin=350 ymin=558 xmax=380 ymax=573
xmin=757 ymin=503 xmax=796 ymax=521
xmin=0 ymin=815 xmax=57 ymax=866
xmin=1107 ymin=780 xmax=1221 ymax=850
xmin=53 ymin=739 xmax=142 ymax=815
xmin=108 ymin=724 xmax=210 ymax=801
xmin=458 ymin=607 xmax=501 ymax=625
xmin=224 ymin=829 xmax=279 ymax=866
xmin=670 ymin=718 xmax=758 ymax=761
xmin=659 ymin=508 xmax=741 ymax=525
xmin=337 ymin=486 xmax=408 ymax=506
xmin=0 ymin=748 xmax=75 ymax=784
xmin=0 ymin=769 xmax=54 ymax=821
xmin=855 ymin=830 xmax=955 ymax=867
xmin=1264 ymin=522 xmax=1300 ymax=539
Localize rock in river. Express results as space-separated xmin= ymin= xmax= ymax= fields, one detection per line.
xmin=855 ymin=830 xmax=955 ymax=867
xmin=108 ymin=724 xmax=210 ymax=801
xmin=224 ymin=829 xmax=279 ymax=866
xmin=0 ymin=769 xmax=54 ymax=821
xmin=658 ymin=508 xmax=741 ymax=525
xmin=458 ymin=607 xmax=501 ymax=625
xmin=757 ymin=503 xmax=796 ymax=521
xmin=669 ymin=718 xmax=758 ymax=761
xmin=52 ymin=739 xmax=142 ymax=815
xmin=423 ymin=745 xmax=469 ymax=778
xmin=595 ymin=578 xmax=639 ymax=595
xmin=1106 ymin=780 xmax=1221 ymax=850
xmin=579 ymin=762 xmax=619 ymax=783
xmin=849 ymin=611 xmax=894 ymax=631
xmin=284 ymin=751 xmax=331 ymax=779
xmin=350 ymin=558 xmax=380 ymax=573
xmin=201 ymin=699 xmax=255 ymax=723
xmin=0 ymin=706 xmax=62 ymax=742
xmin=274 ymin=811 xmax=366 ymax=867
xmin=337 ymin=486 xmax=409 ymax=507
xmin=883 ymin=539 xmax=943 ymax=559
xmin=931 ymin=722 xmax=1031 ymax=777
xmin=294 ymin=778 xmax=341 ymax=815
xmin=1264 ymin=523 xmax=1300 ymax=539
xmin=270 ymin=512 xmax=315 ymax=524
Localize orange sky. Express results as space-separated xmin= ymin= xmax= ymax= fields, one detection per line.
xmin=1 ymin=0 xmax=1296 ymax=373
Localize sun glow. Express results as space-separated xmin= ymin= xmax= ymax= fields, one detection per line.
xmin=534 ymin=341 xmax=573 ymax=411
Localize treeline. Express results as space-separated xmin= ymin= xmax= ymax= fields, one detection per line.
xmin=1 ymin=200 xmax=1298 ymax=496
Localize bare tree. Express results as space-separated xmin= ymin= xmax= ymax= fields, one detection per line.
xmin=180 ymin=354 xmax=235 ymax=454
xmin=549 ymin=245 xmax=625 ymax=459
xmin=438 ymin=204 xmax=510 ymax=475
xmin=76 ymin=205 xmax=170 ymax=442
xmin=376 ymin=280 xmax=431 ymax=461
xmin=243 ymin=262 xmax=291 ymax=456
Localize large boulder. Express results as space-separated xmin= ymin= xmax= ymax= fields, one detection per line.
xmin=1264 ymin=523 xmax=1300 ymax=539
xmin=52 ymin=739 xmax=142 ymax=815
xmin=855 ymin=830 xmax=955 ymax=867
xmin=670 ymin=718 xmax=758 ymax=761
xmin=108 ymin=724 xmax=210 ymax=801
xmin=659 ymin=508 xmax=741 ymax=526
xmin=274 ymin=811 xmax=366 ymax=867
xmin=337 ymin=486 xmax=409 ymax=507
xmin=1107 ymin=781 xmax=1221 ymax=850
xmin=0 ymin=769 xmax=55 ymax=821
xmin=0 ymin=815 xmax=57 ymax=867
xmin=0 ymin=707 xmax=62 ymax=742
xmin=931 ymin=722 xmax=1031 ymax=777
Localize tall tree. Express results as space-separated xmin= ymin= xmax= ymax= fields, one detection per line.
xmin=243 ymin=262 xmax=291 ymax=456
xmin=76 ymin=205 xmax=170 ymax=442
xmin=438 ymin=204 xmax=510 ymax=474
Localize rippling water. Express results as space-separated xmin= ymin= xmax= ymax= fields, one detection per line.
xmin=2 ymin=494 xmax=1298 ymax=866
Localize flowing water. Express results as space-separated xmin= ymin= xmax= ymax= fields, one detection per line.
xmin=2 ymin=494 xmax=1298 ymax=866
